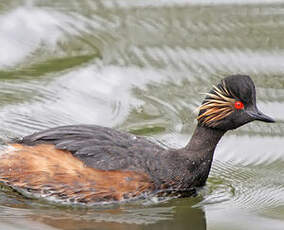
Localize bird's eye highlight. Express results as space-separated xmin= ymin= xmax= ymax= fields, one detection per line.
xmin=234 ymin=101 xmax=244 ymax=110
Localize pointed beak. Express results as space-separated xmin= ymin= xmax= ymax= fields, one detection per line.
xmin=247 ymin=108 xmax=275 ymax=123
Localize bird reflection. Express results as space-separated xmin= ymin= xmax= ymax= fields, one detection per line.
xmin=29 ymin=197 xmax=206 ymax=230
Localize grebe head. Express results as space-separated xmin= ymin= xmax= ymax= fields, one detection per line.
xmin=197 ymin=74 xmax=275 ymax=131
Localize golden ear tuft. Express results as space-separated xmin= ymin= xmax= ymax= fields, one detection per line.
xmin=197 ymin=80 xmax=235 ymax=127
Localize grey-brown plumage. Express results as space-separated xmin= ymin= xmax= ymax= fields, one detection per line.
xmin=0 ymin=74 xmax=275 ymax=203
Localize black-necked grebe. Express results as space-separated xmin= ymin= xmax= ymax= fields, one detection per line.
xmin=0 ymin=75 xmax=275 ymax=204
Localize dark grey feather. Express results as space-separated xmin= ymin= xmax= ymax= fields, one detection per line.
xmin=14 ymin=125 xmax=165 ymax=172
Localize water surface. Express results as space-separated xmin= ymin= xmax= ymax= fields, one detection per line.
xmin=0 ymin=1 xmax=283 ymax=229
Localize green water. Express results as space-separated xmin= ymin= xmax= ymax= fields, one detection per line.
xmin=0 ymin=1 xmax=283 ymax=229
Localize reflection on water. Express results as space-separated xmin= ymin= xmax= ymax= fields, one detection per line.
xmin=0 ymin=191 xmax=206 ymax=230
xmin=0 ymin=7 xmax=63 ymax=68
xmin=0 ymin=0 xmax=284 ymax=230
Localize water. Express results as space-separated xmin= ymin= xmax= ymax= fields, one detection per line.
xmin=0 ymin=0 xmax=283 ymax=229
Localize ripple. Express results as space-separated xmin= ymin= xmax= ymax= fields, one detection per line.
xmin=215 ymin=135 xmax=284 ymax=165
xmin=127 ymin=47 xmax=284 ymax=74
xmin=205 ymin=160 xmax=284 ymax=214
xmin=88 ymin=0 xmax=284 ymax=9
xmin=0 ymin=64 xmax=172 ymax=138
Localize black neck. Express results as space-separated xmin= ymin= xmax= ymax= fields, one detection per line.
xmin=185 ymin=125 xmax=225 ymax=154
xmin=183 ymin=125 xmax=226 ymax=186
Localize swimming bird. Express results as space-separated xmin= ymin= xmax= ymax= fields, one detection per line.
xmin=0 ymin=75 xmax=274 ymax=204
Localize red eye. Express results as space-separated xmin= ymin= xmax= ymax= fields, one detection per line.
xmin=234 ymin=101 xmax=244 ymax=110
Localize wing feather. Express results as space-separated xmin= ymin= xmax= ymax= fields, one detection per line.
xmin=13 ymin=125 xmax=164 ymax=171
